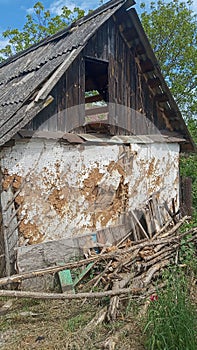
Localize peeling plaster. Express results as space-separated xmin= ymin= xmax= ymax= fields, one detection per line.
xmin=0 ymin=140 xmax=180 ymax=245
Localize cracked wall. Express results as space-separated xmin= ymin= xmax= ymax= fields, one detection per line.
xmin=0 ymin=139 xmax=180 ymax=245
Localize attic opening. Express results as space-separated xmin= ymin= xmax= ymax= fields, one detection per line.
xmin=85 ymin=57 xmax=109 ymax=127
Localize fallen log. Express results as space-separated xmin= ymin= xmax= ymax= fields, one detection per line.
xmin=0 ymin=286 xmax=144 ymax=300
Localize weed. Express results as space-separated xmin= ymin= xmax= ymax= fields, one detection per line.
xmin=179 ymin=236 xmax=197 ymax=274
xmin=18 ymin=298 xmax=40 ymax=311
xmin=123 ymin=296 xmax=141 ymax=317
xmin=143 ymin=271 xmax=197 ymax=350
xmin=63 ymin=314 xmax=87 ymax=332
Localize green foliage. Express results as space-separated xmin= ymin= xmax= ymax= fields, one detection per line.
xmin=179 ymin=234 xmax=197 ymax=273
xmin=144 ymin=230 xmax=197 ymax=349
xmin=0 ymin=1 xmax=85 ymax=61
xmin=144 ymin=270 xmax=197 ymax=350
xmin=187 ymin=118 xmax=197 ymax=144
xmin=140 ymin=0 xmax=197 ymax=119
xmin=63 ymin=313 xmax=89 ymax=332
xmin=180 ymin=152 xmax=197 ymax=213
xmin=180 ymin=118 xmax=197 ymax=215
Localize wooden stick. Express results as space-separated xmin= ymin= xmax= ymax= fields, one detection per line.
xmin=130 ymin=210 xmax=149 ymax=239
xmin=131 ymin=217 xmax=139 ymax=241
xmin=164 ymin=201 xmax=178 ymax=224
xmin=159 ymin=216 xmax=189 ymax=238
xmin=153 ymin=218 xmax=173 ymax=239
xmin=6 ymin=206 xmax=21 ymax=228
xmin=88 ymin=260 xmax=113 ymax=289
xmin=143 ymin=251 xmax=174 ymax=268
xmin=0 ymin=286 xmax=143 ymax=300
xmin=142 ymin=245 xmax=176 ymax=262
xmin=143 ymin=260 xmax=169 ymax=286
xmin=83 ymin=307 xmax=107 ymax=333
xmin=116 ymin=230 xmax=132 ymax=247
xmin=143 ymin=209 xmax=152 ymax=238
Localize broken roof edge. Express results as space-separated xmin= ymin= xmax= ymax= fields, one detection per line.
xmin=128 ymin=8 xmax=196 ymax=153
xmin=8 ymin=130 xmax=188 ymax=146
xmin=0 ymin=0 xmax=135 ymax=70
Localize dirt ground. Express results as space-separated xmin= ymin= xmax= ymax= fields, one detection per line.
xmin=0 ymin=297 xmax=146 ymax=350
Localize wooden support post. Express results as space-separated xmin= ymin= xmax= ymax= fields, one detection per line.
xmin=1 ymin=187 xmax=19 ymax=277
xmin=180 ymin=177 xmax=192 ymax=216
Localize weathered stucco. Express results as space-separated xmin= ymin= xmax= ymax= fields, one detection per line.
xmin=0 ymin=139 xmax=179 ymax=245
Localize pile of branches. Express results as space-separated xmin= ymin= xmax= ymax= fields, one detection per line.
xmin=0 ymin=216 xmax=196 ymax=321
xmin=76 ymin=216 xmax=197 ymax=321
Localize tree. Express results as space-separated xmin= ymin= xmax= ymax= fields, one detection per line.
xmin=140 ymin=1 xmax=197 ymax=218
xmin=0 ymin=2 xmax=85 ymax=61
xmin=140 ymin=0 xmax=197 ymax=120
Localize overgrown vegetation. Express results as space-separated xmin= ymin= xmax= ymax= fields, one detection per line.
xmin=140 ymin=0 xmax=197 ymax=119
xmin=144 ymin=270 xmax=197 ymax=350
xmin=180 ymin=118 xmax=197 ymax=222
xmin=143 ymin=234 xmax=197 ymax=350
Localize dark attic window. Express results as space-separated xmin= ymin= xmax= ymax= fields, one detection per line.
xmin=85 ymin=57 xmax=109 ymax=129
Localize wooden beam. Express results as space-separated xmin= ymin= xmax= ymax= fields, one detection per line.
xmin=85 ymin=106 xmax=108 ymax=116
xmin=85 ymin=94 xmax=103 ymax=104
xmin=140 ymin=59 xmax=154 ymax=73
xmin=121 ymin=27 xmax=138 ymax=41
xmin=121 ymin=27 xmax=138 ymax=42
xmin=155 ymin=93 xmax=169 ymax=103
xmin=163 ymin=109 xmax=179 ymax=121
xmin=147 ymin=77 xmax=161 ymax=88
xmin=134 ymin=44 xmax=145 ymax=55
xmin=1 ymin=188 xmax=18 ymax=277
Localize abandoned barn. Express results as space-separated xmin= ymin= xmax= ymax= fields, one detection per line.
xmin=0 ymin=0 xmax=195 ymax=288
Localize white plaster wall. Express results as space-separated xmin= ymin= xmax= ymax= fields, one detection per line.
xmin=1 ymin=139 xmax=180 ymax=244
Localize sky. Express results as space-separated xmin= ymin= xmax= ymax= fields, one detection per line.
xmin=0 ymin=0 xmax=197 ymax=49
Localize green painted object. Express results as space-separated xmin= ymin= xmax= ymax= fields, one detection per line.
xmin=58 ymin=269 xmax=75 ymax=294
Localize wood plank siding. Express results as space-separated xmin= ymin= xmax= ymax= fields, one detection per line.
xmin=24 ymin=18 xmax=166 ymax=136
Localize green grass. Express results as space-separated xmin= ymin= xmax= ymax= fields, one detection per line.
xmin=144 ymin=272 xmax=197 ymax=350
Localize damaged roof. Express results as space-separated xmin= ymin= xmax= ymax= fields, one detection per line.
xmin=0 ymin=0 xmax=128 ymax=146
xmin=0 ymin=0 xmax=195 ymax=151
